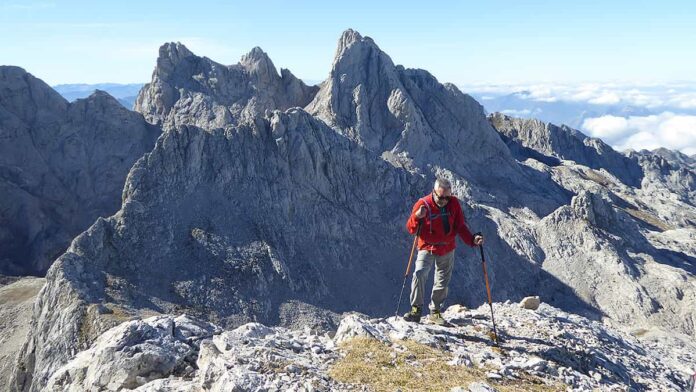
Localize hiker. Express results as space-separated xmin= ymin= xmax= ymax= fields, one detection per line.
xmin=403 ymin=177 xmax=483 ymax=325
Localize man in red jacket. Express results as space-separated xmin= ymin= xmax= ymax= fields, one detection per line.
xmin=404 ymin=177 xmax=483 ymax=324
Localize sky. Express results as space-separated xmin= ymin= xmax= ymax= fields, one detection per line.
xmin=1 ymin=0 xmax=695 ymax=154
xmin=2 ymin=0 xmax=696 ymax=86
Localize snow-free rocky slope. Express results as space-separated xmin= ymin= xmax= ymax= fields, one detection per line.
xmin=41 ymin=303 xmax=696 ymax=391
xmin=10 ymin=30 xmax=696 ymax=391
xmin=0 ymin=66 xmax=160 ymax=275
xmin=0 ymin=277 xmax=45 ymax=388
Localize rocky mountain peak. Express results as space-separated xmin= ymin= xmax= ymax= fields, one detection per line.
xmin=332 ymin=28 xmax=390 ymax=72
xmin=306 ymin=29 xmax=398 ymax=144
xmin=333 ymin=28 xmax=374 ymax=64
xmin=0 ymin=68 xmax=160 ymax=276
xmin=305 ymin=30 xmax=554 ymax=212
xmin=489 ymin=112 xmax=644 ymax=187
xmin=239 ymin=46 xmax=282 ymax=85
xmin=240 ymin=46 xmax=272 ymax=66
xmin=338 ymin=28 xmax=362 ymax=46
xmin=156 ymin=42 xmax=195 ymax=77
xmin=649 ymin=147 xmax=696 ymax=169
xmin=81 ymin=89 xmax=123 ymax=106
xmin=135 ymin=43 xmax=317 ymax=129
xmin=0 ymin=65 xmax=68 ymax=119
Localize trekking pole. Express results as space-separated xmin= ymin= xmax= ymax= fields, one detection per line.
xmin=478 ymin=243 xmax=500 ymax=346
xmin=395 ymin=222 xmax=422 ymax=317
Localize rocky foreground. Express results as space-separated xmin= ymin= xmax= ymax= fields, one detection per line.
xmin=0 ymin=277 xmax=45 ymax=387
xmin=42 ymin=301 xmax=695 ymax=391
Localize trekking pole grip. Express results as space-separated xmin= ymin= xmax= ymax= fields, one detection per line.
xmin=404 ymin=222 xmax=422 ymax=277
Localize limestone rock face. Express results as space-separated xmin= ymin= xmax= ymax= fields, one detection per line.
xmin=43 ymin=305 xmax=696 ymax=391
xmin=628 ymin=148 xmax=696 ymax=209
xmin=649 ymin=147 xmax=696 ymax=170
xmin=45 ymin=315 xmax=219 ymax=391
xmin=10 ymin=109 xmax=426 ymax=391
xmin=134 ymin=42 xmax=318 ymax=129
xmin=0 ymin=277 xmax=45 ymax=388
xmin=535 ymin=186 xmax=696 ymax=336
xmin=308 ymin=31 xmax=515 ymax=176
xmin=489 ymin=113 xmax=644 ymax=187
xmin=306 ymin=30 xmax=569 ymax=218
xmin=0 ymin=66 xmax=160 ymax=275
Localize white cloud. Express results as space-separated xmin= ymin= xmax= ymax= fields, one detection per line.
xmin=462 ymin=81 xmax=696 ymax=154
xmin=588 ymin=91 xmax=621 ymax=105
xmin=674 ymin=95 xmax=696 ymax=109
xmin=501 ymin=109 xmax=533 ymax=116
xmin=582 ymin=115 xmax=630 ymax=140
xmin=462 ymin=81 xmax=696 ymax=110
xmin=582 ymin=112 xmax=696 ymax=154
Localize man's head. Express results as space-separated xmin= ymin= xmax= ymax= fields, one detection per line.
xmin=433 ymin=177 xmax=451 ymax=206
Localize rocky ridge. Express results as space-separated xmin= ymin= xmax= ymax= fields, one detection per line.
xmin=489 ymin=113 xmax=644 ymax=187
xmin=0 ymin=66 xmax=160 ymax=275
xmin=134 ymin=43 xmax=318 ymax=129
xmin=42 ymin=302 xmax=696 ymax=391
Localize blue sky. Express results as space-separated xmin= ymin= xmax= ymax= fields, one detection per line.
xmin=1 ymin=0 xmax=695 ymax=85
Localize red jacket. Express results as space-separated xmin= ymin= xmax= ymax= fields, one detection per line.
xmin=406 ymin=193 xmax=476 ymax=255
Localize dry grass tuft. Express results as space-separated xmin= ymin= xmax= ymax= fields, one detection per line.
xmin=329 ymin=337 xmax=564 ymax=392
xmin=623 ymin=208 xmax=674 ymax=231
xmin=580 ymin=169 xmax=612 ymax=186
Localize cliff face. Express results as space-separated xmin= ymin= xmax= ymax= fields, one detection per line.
xmin=134 ymin=42 xmax=318 ymax=129
xmin=9 ymin=30 xmax=696 ymax=391
xmin=489 ymin=113 xmax=644 ymax=187
xmin=308 ymin=32 xmax=532 ymax=185
xmin=0 ymin=66 xmax=160 ymax=275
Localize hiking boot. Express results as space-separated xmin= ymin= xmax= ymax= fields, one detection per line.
xmin=403 ymin=306 xmax=422 ymax=323
xmin=429 ymin=309 xmax=446 ymax=326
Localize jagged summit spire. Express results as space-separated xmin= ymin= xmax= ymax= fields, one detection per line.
xmin=136 ymin=40 xmax=317 ymax=128
xmin=336 ymin=29 xmax=362 ymax=52
xmin=333 ymin=28 xmax=378 ymax=66
xmin=158 ymin=42 xmax=194 ymax=62
xmin=306 ymin=29 xmax=521 ymax=186
xmin=155 ymin=42 xmax=195 ymax=79
xmin=241 ymin=46 xmax=270 ymax=63
xmin=239 ymin=46 xmax=280 ymax=81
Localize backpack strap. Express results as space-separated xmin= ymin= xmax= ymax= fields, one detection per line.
xmin=419 ymin=196 xmax=434 ymax=234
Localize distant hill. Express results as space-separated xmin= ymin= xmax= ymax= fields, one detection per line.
xmin=52 ymin=83 xmax=144 ymax=109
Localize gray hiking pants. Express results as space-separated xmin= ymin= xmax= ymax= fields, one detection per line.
xmin=409 ymin=249 xmax=455 ymax=311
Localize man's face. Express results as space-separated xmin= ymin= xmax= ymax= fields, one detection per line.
xmin=433 ymin=186 xmax=451 ymax=206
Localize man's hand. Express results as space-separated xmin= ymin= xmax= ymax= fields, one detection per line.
xmin=474 ymin=234 xmax=484 ymax=246
xmin=415 ymin=205 xmax=427 ymax=219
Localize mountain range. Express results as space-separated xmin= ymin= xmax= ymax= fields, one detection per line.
xmin=1 ymin=29 xmax=694 ymax=391
xmin=52 ymin=83 xmax=144 ymax=109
